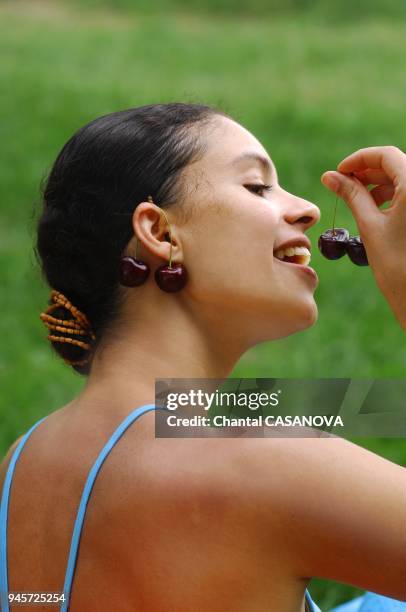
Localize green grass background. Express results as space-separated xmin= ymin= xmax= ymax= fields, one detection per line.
xmin=0 ymin=1 xmax=405 ymax=608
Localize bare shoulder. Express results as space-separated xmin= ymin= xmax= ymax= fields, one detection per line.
xmin=126 ymin=427 xmax=364 ymax=506
xmin=118 ymin=430 xmax=346 ymax=530
xmin=130 ymin=431 xmax=406 ymax=599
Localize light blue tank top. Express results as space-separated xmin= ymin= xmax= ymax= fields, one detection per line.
xmin=0 ymin=404 xmax=321 ymax=612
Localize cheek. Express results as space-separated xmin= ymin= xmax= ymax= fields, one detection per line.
xmin=185 ymin=206 xmax=279 ymax=302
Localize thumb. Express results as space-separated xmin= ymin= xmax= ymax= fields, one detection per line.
xmin=321 ymin=171 xmax=380 ymax=229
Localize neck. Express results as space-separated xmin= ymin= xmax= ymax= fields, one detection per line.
xmin=78 ymin=288 xmax=252 ymax=415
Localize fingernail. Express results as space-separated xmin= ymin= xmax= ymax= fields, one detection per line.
xmin=322 ymin=174 xmax=340 ymax=192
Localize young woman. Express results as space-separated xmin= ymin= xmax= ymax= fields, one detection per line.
xmin=1 ymin=103 xmax=405 ymax=612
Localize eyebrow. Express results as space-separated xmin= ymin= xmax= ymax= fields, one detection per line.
xmin=231 ymin=152 xmax=275 ymax=176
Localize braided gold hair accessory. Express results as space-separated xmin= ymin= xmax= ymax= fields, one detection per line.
xmin=39 ymin=290 xmax=96 ymax=366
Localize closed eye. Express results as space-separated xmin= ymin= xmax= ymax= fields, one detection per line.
xmin=245 ymin=184 xmax=273 ymax=197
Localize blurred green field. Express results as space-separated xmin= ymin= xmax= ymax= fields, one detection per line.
xmin=70 ymin=0 xmax=406 ymax=19
xmin=0 ymin=1 xmax=405 ymax=608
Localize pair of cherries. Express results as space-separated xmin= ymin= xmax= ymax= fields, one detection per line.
xmin=318 ymin=228 xmax=369 ymax=266
xmin=119 ymin=257 xmax=188 ymax=292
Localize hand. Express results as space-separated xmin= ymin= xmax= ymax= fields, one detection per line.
xmin=321 ymin=146 xmax=406 ymax=331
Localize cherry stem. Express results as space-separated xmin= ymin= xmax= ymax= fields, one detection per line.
xmin=332 ymin=195 xmax=338 ymax=236
xmin=148 ymin=195 xmax=173 ymax=268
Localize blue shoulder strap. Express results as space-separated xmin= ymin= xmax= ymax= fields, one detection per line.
xmin=306 ymin=589 xmax=322 ymax=612
xmin=0 ymin=416 xmax=48 ymax=612
xmin=61 ymin=403 xmax=162 ymax=611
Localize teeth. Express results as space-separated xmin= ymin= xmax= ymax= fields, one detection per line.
xmin=274 ymin=246 xmax=311 ymax=266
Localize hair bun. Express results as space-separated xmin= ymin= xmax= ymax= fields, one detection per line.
xmin=39 ymin=290 xmax=96 ymax=367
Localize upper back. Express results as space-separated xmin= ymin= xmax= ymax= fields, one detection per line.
xmin=0 ymin=405 xmax=313 ymax=612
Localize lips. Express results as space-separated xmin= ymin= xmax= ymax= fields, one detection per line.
xmin=273 ymin=237 xmax=318 ymax=285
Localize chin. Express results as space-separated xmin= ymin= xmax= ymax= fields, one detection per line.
xmin=296 ymin=299 xmax=319 ymax=331
xmin=281 ymin=298 xmax=318 ymax=337
xmin=262 ymin=300 xmax=318 ymax=342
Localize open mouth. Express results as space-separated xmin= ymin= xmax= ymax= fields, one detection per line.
xmin=274 ymin=246 xmax=311 ymax=266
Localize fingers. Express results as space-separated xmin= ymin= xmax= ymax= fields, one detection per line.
xmin=321 ymin=171 xmax=381 ymax=228
xmin=369 ymin=184 xmax=395 ymax=206
xmin=354 ymin=169 xmax=393 ymax=186
xmin=337 ymin=146 xmax=406 ymax=184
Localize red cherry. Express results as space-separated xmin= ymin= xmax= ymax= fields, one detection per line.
xmin=155 ymin=263 xmax=188 ymax=292
xmin=119 ymin=256 xmax=150 ymax=286
xmin=318 ymin=228 xmax=349 ymax=260
xmin=346 ymin=236 xmax=369 ymax=266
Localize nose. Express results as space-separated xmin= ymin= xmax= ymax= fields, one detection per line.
xmin=282 ymin=193 xmax=320 ymax=230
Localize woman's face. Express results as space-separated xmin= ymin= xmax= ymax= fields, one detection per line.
xmin=175 ymin=115 xmax=321 ymax=342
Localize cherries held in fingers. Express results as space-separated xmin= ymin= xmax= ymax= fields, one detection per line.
xmin=346 ymin=236 xmax=369 ymax=266
xmin=319 ymin=189 xmax=369 ymax=267
xmin=318 ymin=228 xmax=349 ymax=260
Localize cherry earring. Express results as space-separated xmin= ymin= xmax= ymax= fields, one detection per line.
xmin=148 ymin=195 xmax=188 ymax=293
xmin=118 ymin=235 xmax=150 ymax=287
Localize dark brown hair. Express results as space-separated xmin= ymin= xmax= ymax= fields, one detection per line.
xmin=35 ymin=102 xmax=228 ymax=376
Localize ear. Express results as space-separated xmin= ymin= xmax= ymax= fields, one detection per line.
xmin=130 ymin=201 xmax=183 ymax=263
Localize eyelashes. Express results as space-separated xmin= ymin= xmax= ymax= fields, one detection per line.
xmin=244 ymin=184 xmax=273 ymax=197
